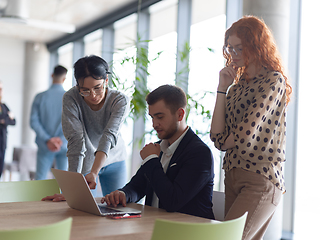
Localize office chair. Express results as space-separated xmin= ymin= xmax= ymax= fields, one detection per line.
xmin=3 ymin=146 xmax=37 ymax=181
xmin=151 ymin=212 xmax=247 ymax=240
xmin=0 ymin=178 xmax=60 ymax=203
xmin=0 ymin=217 xmax=72 ymax=240
xmin=212 ymin=190 xmax=225 ymax=221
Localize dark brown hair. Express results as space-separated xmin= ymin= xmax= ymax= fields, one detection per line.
xmin=74 ymin=55 xmax=110 ymax=86
xmin=146 ymin=85 xmax=187 ymax=114
xmin=53 ymin=65 xmax=67 ymax=77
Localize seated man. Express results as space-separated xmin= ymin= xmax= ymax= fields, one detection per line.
xmin=102 ymin=84 xmax=215 ymax=219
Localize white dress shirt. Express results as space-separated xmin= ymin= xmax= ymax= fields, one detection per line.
xmin=141 ymin=127 xmax=189 ymax=208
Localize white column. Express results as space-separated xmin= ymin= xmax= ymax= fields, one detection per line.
xmin=22 ymin=42 xmax=50 ymax=147
xmin=21 ymin=42 xmax=49 ymax=180
xmin=242 ymin=0 xmax=290 ymax=66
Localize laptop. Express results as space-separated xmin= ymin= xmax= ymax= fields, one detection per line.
xmin=51 ymin=168 xmax=141 ymax=217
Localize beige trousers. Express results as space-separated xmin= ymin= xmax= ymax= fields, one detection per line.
xmin=224 ymin=168 xmax=282 ymax=240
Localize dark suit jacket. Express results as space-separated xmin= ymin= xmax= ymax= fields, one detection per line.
xmin=120 ymin=128 xmax=215 ymax=219
xmin=0 ymin=103 xmax=16 ymax=153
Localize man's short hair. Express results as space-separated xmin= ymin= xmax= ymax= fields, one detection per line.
xmin=146 ymin=84 xmax=187 ymax=114
xmin=53 ymin=65 xmax=68 ymax=77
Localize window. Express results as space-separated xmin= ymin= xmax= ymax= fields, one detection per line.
xmin=112 ymin=14 xmax=138 ymax=177
xmin=294 ymin=0 xmax=320 ymax=238
xmin=84 ymin=29 xmax=103 ymax=57
xmin=113 ymin=14 xmax=137 ymax=94
xmin=189 ymin=0 xmax=226 ymax=190
xmin=58 ymin=43 xmax=74 ymax=90
xmin=145 ymin=0 xmax=178 ymax=143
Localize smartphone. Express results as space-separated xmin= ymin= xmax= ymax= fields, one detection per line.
xmin=107 ymin=213 xmax=141 ymax=219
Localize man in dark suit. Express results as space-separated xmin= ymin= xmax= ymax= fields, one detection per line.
xmin=102 ymin=84 xmax=215 ymax=219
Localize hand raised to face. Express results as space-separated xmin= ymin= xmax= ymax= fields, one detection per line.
xmin=219 ymin=62 xmax=238 ymax=92
xmin=140 ymin=143 xmax=161 ymax=160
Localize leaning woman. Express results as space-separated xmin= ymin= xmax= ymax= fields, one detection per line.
xmin=210 ymin=16 xmax=292 ymax=240
xmin=44 ymin=55 xmax=129 ymax=201
xmin=64 ymin=55 xmax=129 ymax=196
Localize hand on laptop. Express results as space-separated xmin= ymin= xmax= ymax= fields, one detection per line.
xmin=101 ymin=190 xmax=127 ymax=208
xmin=85 ymin=172 xmax=97 ymax=190
xmin=41 ymin=193 xmax=66 ymax=202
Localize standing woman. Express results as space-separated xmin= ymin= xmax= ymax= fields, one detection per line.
xmin=210 ymin=16 xmax=292 ymax=240
xmin=0 ymin=80 xmax=16 ymax=178
xmin=62 ymin=55 xmax=129 ymax=196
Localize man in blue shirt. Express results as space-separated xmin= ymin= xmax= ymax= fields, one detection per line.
xmin=30 ymin=65 xmax=68 ymax=180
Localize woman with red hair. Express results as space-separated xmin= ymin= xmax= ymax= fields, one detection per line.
xmin=210 ymin=16 xmax=292 ymax=240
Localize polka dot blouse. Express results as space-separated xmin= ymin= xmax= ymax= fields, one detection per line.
xmin=210 ymin=68 xmax=287 ymax=192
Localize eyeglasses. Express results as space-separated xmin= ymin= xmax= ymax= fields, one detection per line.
xmin=224 ymin=46 xmax=243 ymax=56
xmin=79 ymin=82 xmax=106 ymax=97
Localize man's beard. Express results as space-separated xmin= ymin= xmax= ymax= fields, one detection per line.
xmin=157 ymin=122 xmax=178 ymax=141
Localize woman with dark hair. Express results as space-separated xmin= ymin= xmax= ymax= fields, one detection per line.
xmin=51 ymin=55 xmax=129 ymax=197
xmin=0 ymin=81 xmax=16 ymax=178
xmin=210 ymin=16 xmax=292 ymax=240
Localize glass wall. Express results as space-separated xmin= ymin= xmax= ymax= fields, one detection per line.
xmin=112 ymin=14 xmax=137 ymax=94
xmin=112 ymin=14 xmax=138 ymax=177
xmin=294 ymin=0 xmax=320 ymax=238
xmin=148 ymin=0 xmax=177 ymax=90
xmin=189 ymin=0 xmax=226 ymax=190
xmin=145 ymin=0 xmax=178 ymax=144
xmin=58 ymin=43 xmax=74 ymax=90
xmin=84 ymin=29 xmax=103 ymax=57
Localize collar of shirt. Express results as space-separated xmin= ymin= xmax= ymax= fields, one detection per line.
xmin=151 ymin=126 xmax=189 ymax=208
xmin=160 ymin=126 xmax=189 ymax=157
xmin=239 ymin=67 xmax=269 ymax=84
xmin=141 ymin=126 xmax=189 ymax=166
xmin=50 ymin=83 xmax=64 ymax=89
xmin=160 ymin=126 xmax=189 ymax=172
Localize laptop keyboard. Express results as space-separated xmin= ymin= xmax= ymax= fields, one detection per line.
xmin=98 ymin=205 xmax=122 ymax=214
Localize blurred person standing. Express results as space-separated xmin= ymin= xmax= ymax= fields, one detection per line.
xmin=0 ymin=80 xmax=16 ymax=178
xmin=30 ymin=65 xmax=68 ymax=180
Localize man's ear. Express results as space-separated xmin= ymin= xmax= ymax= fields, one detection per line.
xmin=177 ymin=108 xmax=185 ymax=121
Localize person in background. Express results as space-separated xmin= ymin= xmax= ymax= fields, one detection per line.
xmin=46 ymin=55 xmax=129 ymax=198
xmin=102 ymin=84 xmax=215 ymax=219
xmin=210 ymin=16 xmax=292 ymax=239
xmin=30 ymin=65 xmax=68 ymax=180
xmin=0 ymin=80 xmax=16 ymax=178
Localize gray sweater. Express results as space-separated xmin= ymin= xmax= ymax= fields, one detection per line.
xmin=62 ymin=86 xmax=130 ymax=174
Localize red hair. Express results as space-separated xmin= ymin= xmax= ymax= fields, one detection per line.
xmin=223 ymin=16 xmax=292 ymax=105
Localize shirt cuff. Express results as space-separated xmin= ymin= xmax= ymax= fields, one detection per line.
xmin=141 ymin=154 xmax=158 ymax=165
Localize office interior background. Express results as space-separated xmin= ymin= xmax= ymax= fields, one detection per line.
xmin=0 ymin=0 xmax=318 ymax=239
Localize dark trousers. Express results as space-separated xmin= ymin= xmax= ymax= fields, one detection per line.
xmin=0 ymin=148 xmax=5 ymax=178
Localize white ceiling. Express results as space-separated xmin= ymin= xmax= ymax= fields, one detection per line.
xmin=0 ymin=0 xmax=136 ymax=43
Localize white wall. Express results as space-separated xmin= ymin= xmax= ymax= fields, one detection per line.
xmin=0 ymin=37 xmax=50 ymax=167
xmin=0 ymin=36 xmax=25 ymax=163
